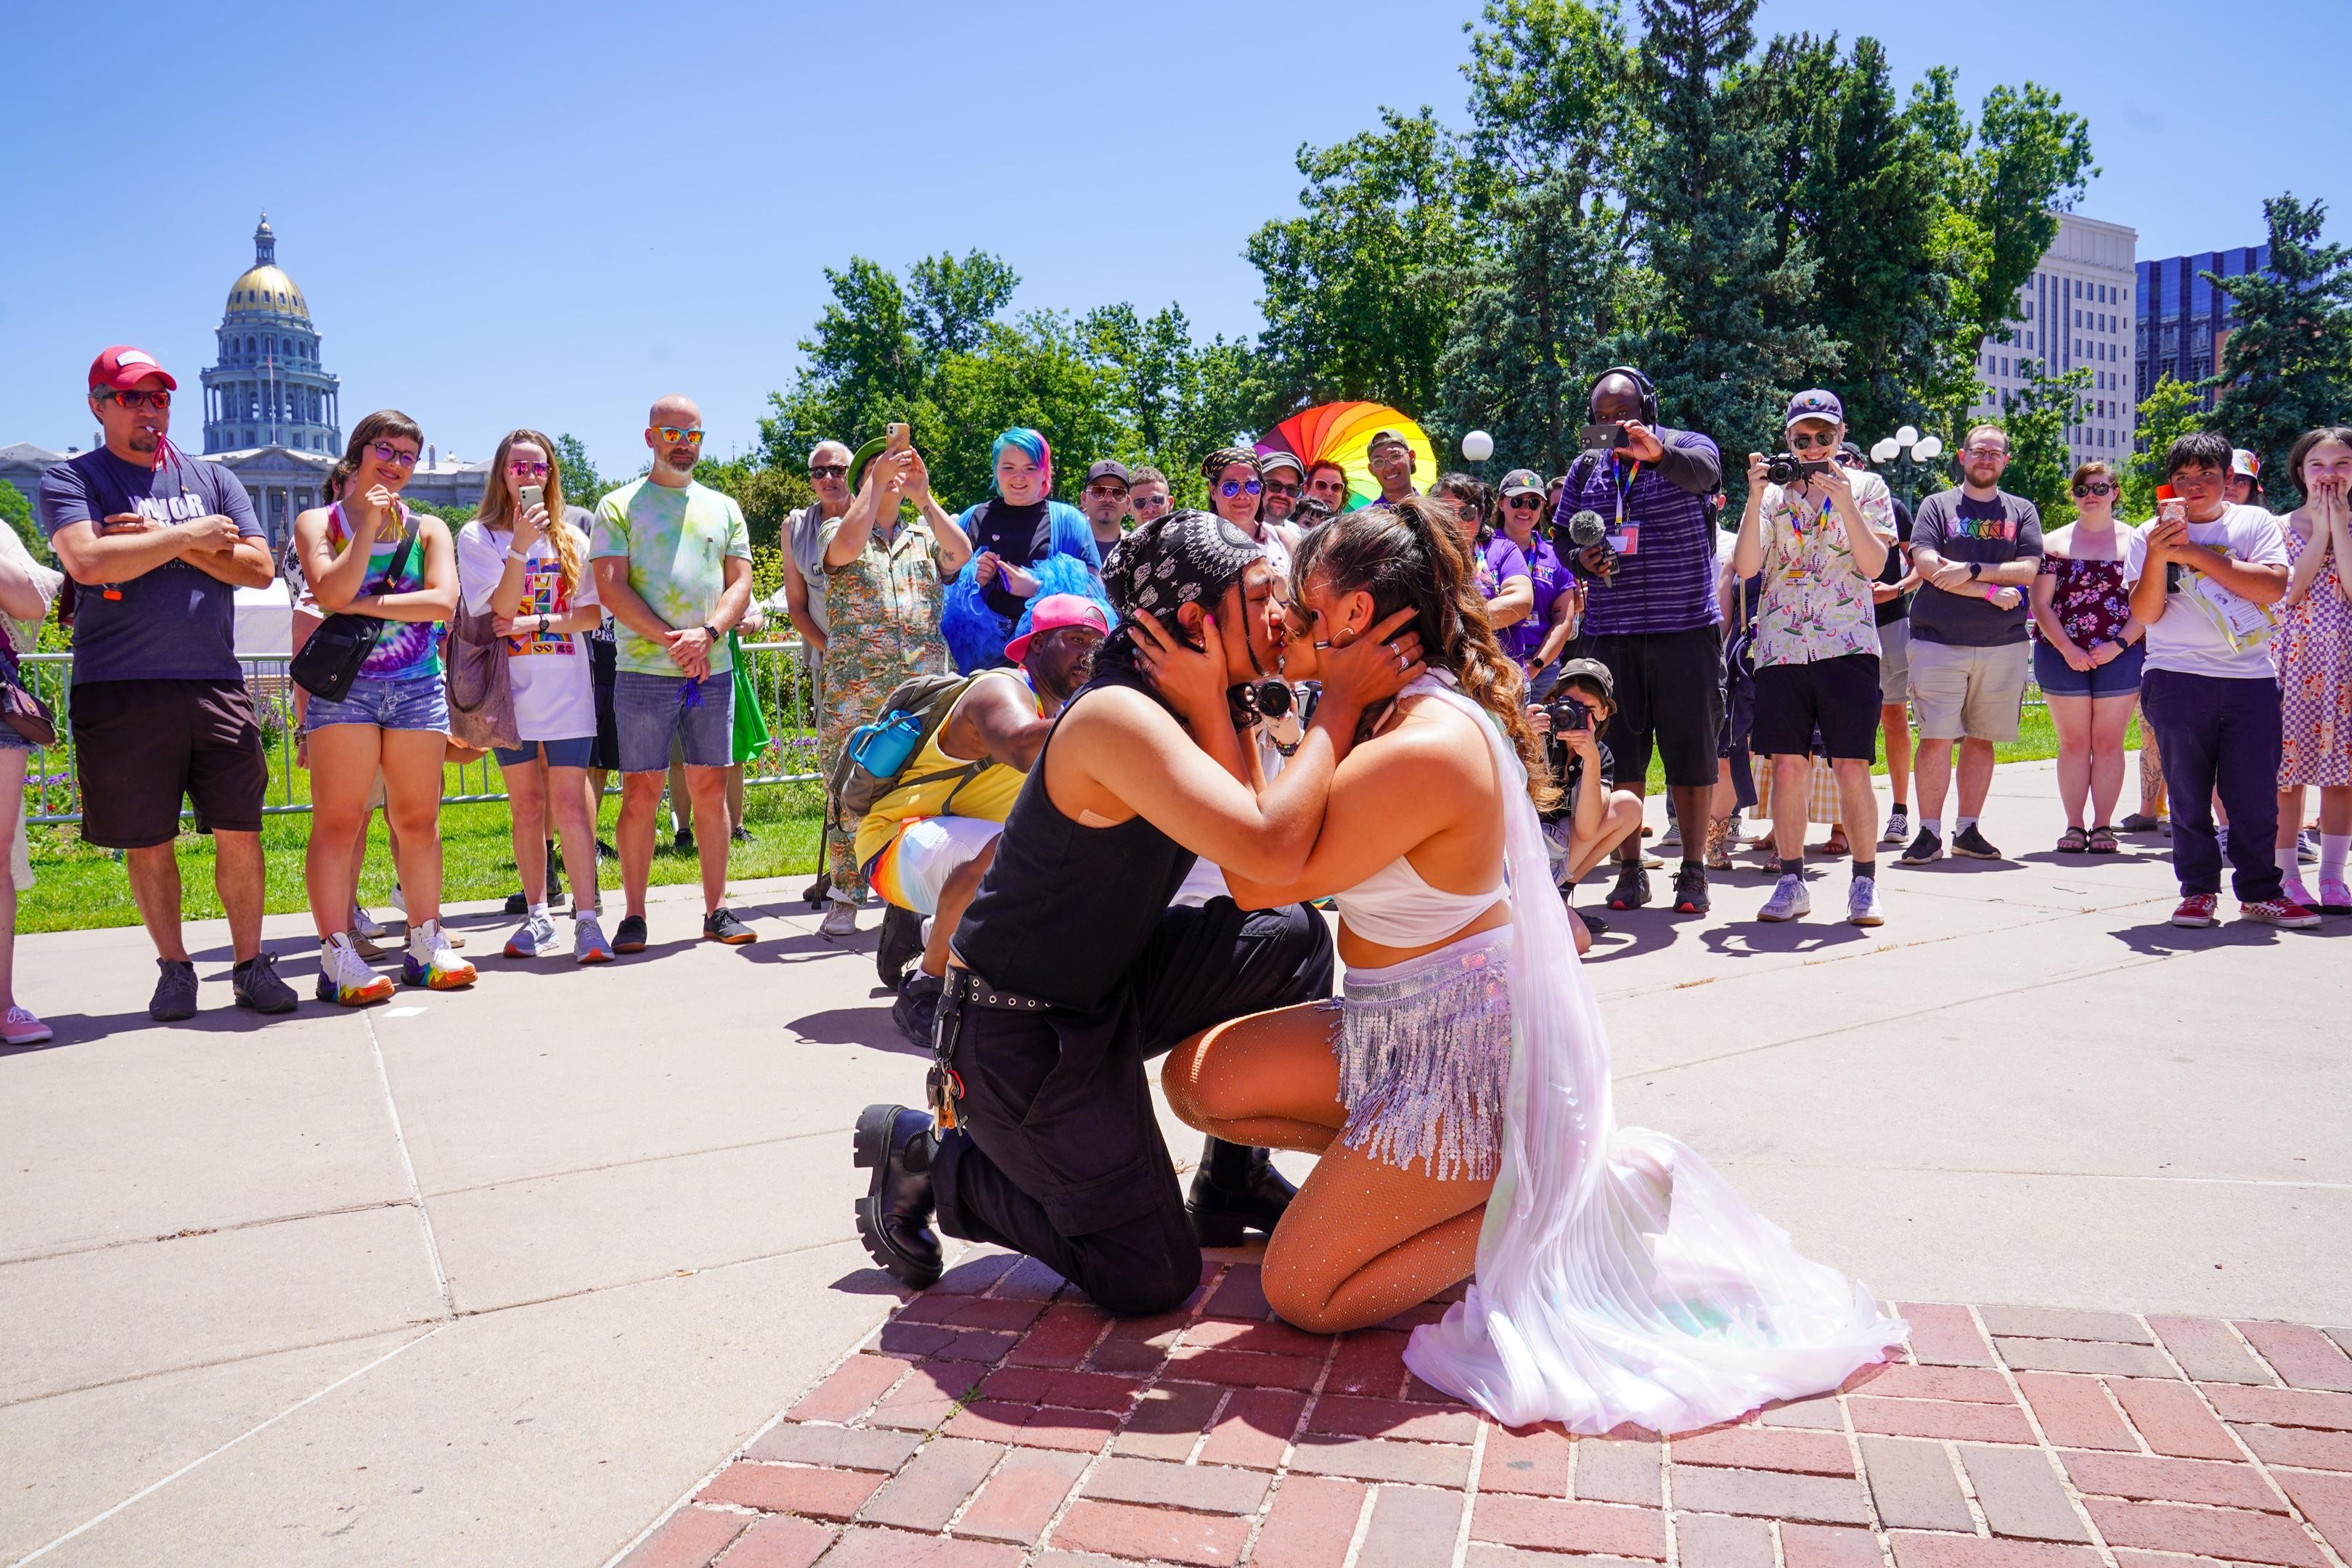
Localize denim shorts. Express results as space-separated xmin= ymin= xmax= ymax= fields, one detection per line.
xmin=613 ymin=668 xmax=735 ymax=772
xmin=494 ymin=735 xmax=597 ymax=769
xmin=2033 ymin=637 xmax=2144 ymax=698
xmin=304 ymin=674 xmax=450 ymax=734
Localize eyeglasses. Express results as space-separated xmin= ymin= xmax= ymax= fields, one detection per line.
xmin=808 ymin=464 xmax=847 ymax=479
xmin=1788 ymin=431 xmax=1840 ymax=451
xmin=654 ymin=426 xmax=705 ymax=446
xmin=369 ymin=441 xmax=420 ymax=468
xmin=509 ymin=460 xmax=551 ymax=478
xmin=1219 ymin=479 xmax=1264 ymax=499
xmin=1505 ymin=495 xmax=1545 ymax=510
xmin=97 ymin=388 xmax=171 ymax=411
xmin=2073 ymin=481 xmax=2116 ymax=497
xmin=1964 ymin=444 xmax=2010 ymax=460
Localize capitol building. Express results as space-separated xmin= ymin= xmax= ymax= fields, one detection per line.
xmin=1 ymin=217 xmax=489 ymax=555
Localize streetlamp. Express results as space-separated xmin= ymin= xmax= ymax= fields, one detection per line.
xmin=1869 ymin=427 xmax=1944 ymax=507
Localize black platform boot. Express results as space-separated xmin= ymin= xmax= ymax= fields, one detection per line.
xmin=1186 ymin=1136 xmax=1298 ymax=1246
xmin=854 ymin=1105 xmax=944 ymax=1288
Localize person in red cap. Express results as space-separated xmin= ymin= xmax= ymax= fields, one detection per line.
xmin=37 ymin=346 xmax=293 ymax=1021
xmin=857 ymin=592 xmax=1110 ymax=1047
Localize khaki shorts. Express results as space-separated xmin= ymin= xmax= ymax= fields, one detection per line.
xmin=1908 ymin=638 xmax=2030 ymax=743
xmin=1877 ymin=620 xmax=1910 ymax=706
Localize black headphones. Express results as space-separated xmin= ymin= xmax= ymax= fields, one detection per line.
xmin=1588 ymin=365 xmax=1658 ymax=425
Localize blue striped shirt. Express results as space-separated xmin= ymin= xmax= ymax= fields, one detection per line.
xmin=1554 ymin=427 xmax=1723 ymax=636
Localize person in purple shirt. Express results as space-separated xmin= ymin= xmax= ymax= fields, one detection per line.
xmin=1432 ymin=474 xmax=1532 ymax=638
xmin=1494 ymin=468 xmax=1577 ymax=687
xmin=1553 ymin=367 xmax=1725 ymax=916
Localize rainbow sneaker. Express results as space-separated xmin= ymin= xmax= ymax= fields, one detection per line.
xmin=402 ymin=922 xmax=478 ymax=991
xmin=317 ymin=937 xmax=394 ymax=1007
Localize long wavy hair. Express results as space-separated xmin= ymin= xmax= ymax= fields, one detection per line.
xmin=1291 ymin=495 xmax=1556 ymax=809
xmin=475 ymin=427 xmax=581 ymax=590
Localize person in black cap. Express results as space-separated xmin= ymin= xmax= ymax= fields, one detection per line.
xmin=853 ymin=510 xmax=1424 ymax=1313
xmin=1080 ymin=459 xmax=1131 ymax=554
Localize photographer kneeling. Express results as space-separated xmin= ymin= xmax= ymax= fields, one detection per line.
xmin=1533 ymin=658 xmax=1645 ymax=952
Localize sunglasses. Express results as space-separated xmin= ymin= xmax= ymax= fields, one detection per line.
xmin=1219 ymin=479 xmax=1264 ymax=499
xmin=509 ymin=460 xmax=551 ymax=478
xmin=1132 ymin=493 xmax=1171 ymax=511
xmin=1788 ymin=431 xmax=1840 ymax=451
xmin=654 ymin=426 xmax=705 ymax=446
xmin=808 ymin=463 xmax=847 ymax=478
xmin=98 ymin=388 xmax=172 ymax=411
xmin=1505 ymin=494 xmax=1545 ymax=510
xmin=1085 ymin=483 xmax=1129 ymax=499
xmin=2073 ymin=481 xmax=2116 ymax=497
xmin=369 ymin=441 xmax=420 ymax=468
xmin=1262 ymin=480 xmax=1299 ymax=497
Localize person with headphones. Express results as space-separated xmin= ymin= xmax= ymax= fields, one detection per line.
xmin=1553 ymin=367 xmax=1726 ymax=918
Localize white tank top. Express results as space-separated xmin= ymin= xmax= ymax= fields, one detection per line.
xmin=1334 ymin=854 xmax=1508 ymax=947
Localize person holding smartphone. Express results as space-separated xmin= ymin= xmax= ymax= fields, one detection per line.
xmin=458 ymin=428 xmax=608 ymax=963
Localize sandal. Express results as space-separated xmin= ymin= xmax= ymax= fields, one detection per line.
xmin=2056 ymin=826 xmax=2088 ymax=854
xmin=2086 ymin=825 xmax=2120 ymax=854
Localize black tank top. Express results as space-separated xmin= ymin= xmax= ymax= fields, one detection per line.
xmin=953 ymin=666 xmax=1199 ymax=1013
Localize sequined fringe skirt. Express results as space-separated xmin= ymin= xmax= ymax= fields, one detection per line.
xmin=1334 ymin=927 xmax=1513 ymax=1181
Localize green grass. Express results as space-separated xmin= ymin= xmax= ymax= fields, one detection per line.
xmin=21 ymin=763 xmax=828 ymax=935
xmin=1638 ymin=698 xmax=2142 ymax=793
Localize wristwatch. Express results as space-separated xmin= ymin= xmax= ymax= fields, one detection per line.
xmin=703 ymin=623 xmax=719 ymax=645
xmin=1968 ymin=562 xmax=1983 ymax=581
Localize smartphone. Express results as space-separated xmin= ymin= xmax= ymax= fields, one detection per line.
xmin=1578 ymin=422 xmax=1630 ymax=452
xmin=519 ymin=483 xmax=544 ymax=511
xmin=884 ymin=422 xmax=910 ymax=453
xmin=2156 ymin=485 xmax=2186 ymax=592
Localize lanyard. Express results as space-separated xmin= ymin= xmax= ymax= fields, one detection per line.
xmin=1611 ymin=457 xmax=1643 ymax=534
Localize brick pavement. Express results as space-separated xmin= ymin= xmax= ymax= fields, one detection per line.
xmin=616 ymin=1251 xmax=2352 ymax=1568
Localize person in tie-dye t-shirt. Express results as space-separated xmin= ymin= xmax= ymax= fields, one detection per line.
xmin=293 ymin=409 xmax=476 ymax=1003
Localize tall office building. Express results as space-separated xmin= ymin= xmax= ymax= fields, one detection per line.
xmin=1967 ymin=212 xmax=2139 ymax=470
xmin=2136 ymin=242 xmax=2271 ymax=410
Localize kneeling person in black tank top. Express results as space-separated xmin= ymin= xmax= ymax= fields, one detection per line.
xmin=853 ymin=510 xmax=1426 ymax=1314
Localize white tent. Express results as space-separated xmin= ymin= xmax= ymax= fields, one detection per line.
xmin=234 ymin=580 xmax=295 ymax=658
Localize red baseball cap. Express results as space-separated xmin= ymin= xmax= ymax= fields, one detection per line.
xmin=1003 ymin=593 xmax=1111 ymax=664
xmin=88 ymin=345 xmax=177 ymax=393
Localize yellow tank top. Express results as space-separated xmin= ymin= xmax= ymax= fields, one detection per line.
xmin=853 ymin=669 xmax=1042 ymax=867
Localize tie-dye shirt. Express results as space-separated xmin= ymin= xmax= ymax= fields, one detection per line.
xmin=327 ymin=502 xmax=441 ymax=680
xmin=589 ymin=478 xmax=751 ymax=677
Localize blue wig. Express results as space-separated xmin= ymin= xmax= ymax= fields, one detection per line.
xmin=989 ymin=428 xmax=1051 ymax=491
xmin=938 ymin=499 xmax=1111 ymax=673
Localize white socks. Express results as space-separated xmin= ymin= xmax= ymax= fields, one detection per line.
xmin=528 ymin=901 xmax=550 ymax=920
xmin=2277 ymin=844 xmax=2303 ymax=882
xmin=408 ymin=920 xmax=438 ymax=961
xmin=1956 ymin=815 xmax=1979 ymax=833
xmin=1920 ymin=819 xmax=1944 ymax=839
xmin=2323 ymin=833 xmax=2351 ymax=887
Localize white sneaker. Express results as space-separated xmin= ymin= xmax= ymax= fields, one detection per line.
xmin=317 ymin=937 xmax=394 ymax=1007
xmin=819 ymin=899 xmax=860 ymax=938
xmin=503 ymin=912 xmax=558 ymax=959
xmin=1 ymin=1005 xmax=52 ymax=1045
xmin=1881 ymin=807 xmax=1909 ymax=847
xmin=351 ymin=905 xmax=388 ymax=940
xmin=386 ymin=883 xmax=407 ymax=919
xmin=1847 ymin=875 xmax=1885 ymax=926
xmin=1758 ymin=873 xmax=1811 ymax=922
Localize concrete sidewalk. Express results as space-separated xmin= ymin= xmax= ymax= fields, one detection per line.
xmin=1 ymin=758 xmax=2344 ymax=1566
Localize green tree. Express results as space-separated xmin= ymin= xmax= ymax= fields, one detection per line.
xmin=907 ymin=251 xmax=1021 ymax=359
xmin=1081 ymin=303 xmax=1266 ymax=500
xmin=1246 ymin=107 xmax=1476 ymax=420
xmin=1997 ymin=359 xmax=2093 ymax=522
xmin=2206 ymin=193 xmax=2352 ymax=499
xmin=922 ymin=313 xmax=1132 ymax=508
xmin=1625 ymin=0 xmax=1834 ymax=492
xmin=0 ymin=481 xmax=52 ymax=564
xmin=2123 ymin=374 xmax=2206 ymax=518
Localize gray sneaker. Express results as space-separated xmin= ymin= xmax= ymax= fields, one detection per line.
xmin=150 ymin=958 xmax=199 ymax=1021
xmin=1881 ymin=807 xmax=1909 ymax=847
xmin=2299 ymin=828 xmax=2322 ymax=865
xmin=573 ymin=912 xmax=614 ymax=965
xmin=1758 ymin=873 xmax=1811 ymax=923
xmin=502 ymin=912 xmax=558 ymax=959
xmin=1847 ymin=875 xmax=1885 ymax=927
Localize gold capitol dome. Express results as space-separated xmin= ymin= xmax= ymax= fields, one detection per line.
xmin=224 ymin=213 xmax=309 ymax=322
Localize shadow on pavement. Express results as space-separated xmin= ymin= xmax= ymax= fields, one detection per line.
xmin=786 ymin=1005 xmax=926 ymax=1056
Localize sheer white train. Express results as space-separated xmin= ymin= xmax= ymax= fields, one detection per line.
xmin=1398 ymin=675 xmax=1906 ymax=1434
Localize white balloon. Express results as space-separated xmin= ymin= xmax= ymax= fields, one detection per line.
xmin=1911 ymin=436 xmax=1944 ymax=461
xmin=1895 ymin=425 xmax=1920 ymax=447
xmin=1871 ymin=438 xmax=1901 ymax=465
xmin=1461 ymin=430 xmax=1495 ymax=462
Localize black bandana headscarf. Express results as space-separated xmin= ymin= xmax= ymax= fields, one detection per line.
xmin=1095 ymin=508 xmax=1265 ymax=678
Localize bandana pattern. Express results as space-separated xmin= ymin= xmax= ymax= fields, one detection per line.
xmin=1103 ymin=508 xmax=1265 ymax=624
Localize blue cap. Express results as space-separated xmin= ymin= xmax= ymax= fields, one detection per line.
xmin=1784 ymin=389 xmax=1844 ymax=428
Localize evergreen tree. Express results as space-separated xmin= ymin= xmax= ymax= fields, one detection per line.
xmin=1625 ymin=0 xmax=1834 ymax=491
xmin=2123 ymin=375 xmax=2205 ymax=519
xmin=2207 ymin=193 xmax=2352 ymax=496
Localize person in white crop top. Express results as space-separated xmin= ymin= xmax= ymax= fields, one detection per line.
xmin=1165 ymin=499 xmax=1903 ymax=1436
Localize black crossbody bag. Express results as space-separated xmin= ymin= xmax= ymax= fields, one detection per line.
xmin=291 ymin=514 xmax=418 ymax=702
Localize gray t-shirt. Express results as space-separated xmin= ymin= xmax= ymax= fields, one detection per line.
xmin=38 ymin=448 xmax=264 ymax=683
xmin=1908 ymin=486 xmax=2044 ymax=648
xmin=787 ymin=502 xmax=831 ymax=637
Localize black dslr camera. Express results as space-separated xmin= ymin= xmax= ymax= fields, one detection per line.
xmin=1764 ymin=452 xmax=1833 ymax=487
xmin=1535 ymin=695 xmax=1594 ymax=822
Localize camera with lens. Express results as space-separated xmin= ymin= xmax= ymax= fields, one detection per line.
xmin=1764 ymin=452 xmax=1833 ymax=487
xmin=1535 ymin=695 xmax=1594 ymax=822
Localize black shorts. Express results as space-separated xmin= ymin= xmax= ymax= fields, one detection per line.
xmin=1578 ymin=626 xmax=1723 ymax=789
xmin=70 ymin=679 xmax=267 ymax=849
xmin=589 ymin=634 xmax=621 ymax=772
xmin=1750 ymin=654 xmax=1882 ymax=761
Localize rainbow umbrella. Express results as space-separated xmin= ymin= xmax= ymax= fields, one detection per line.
xmin=1255 ymin=401 xmax=1437 ymax=511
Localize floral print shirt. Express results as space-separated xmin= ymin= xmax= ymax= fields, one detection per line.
xmin=2037 ymin=551 xmax=2132 ymax=650
xmin=1752 ymin=471 xmax=1896 ymax=667
xmin=817 ymin=515 xmax=952 ymax=685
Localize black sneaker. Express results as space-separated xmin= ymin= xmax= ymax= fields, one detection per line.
xmin=150 ymin=958 xmax=198 ymax=1022
xmin=1670 ymin=864 xmax=1710 ymax=915
xmin=1604 ymin=864 xmax=1651 ymax=910
xmin=892 ymin=971 xmax=943 ymax=1050
xmin=613 ymin=913 xmax=648 ymax=953
xmin=503 ymin=889 xmax=528 ymax=915
xmin=1577 ymin=908 xmax=1610 ymax=936
xmin=595 ymin=838 xmax=618 ymax=860
xmin=2118 ymin=812 xmax=2162 ymax=833
xmin=1898 ymin=827 xmax=1944 ymax=865
xmin=1950 ymin=824 xmax=2003 ymax=860
xmin=853 ymin=1105 xmax=943 ymax=1289
xmin=672 ymin=828 xmax=695 ymax=854
xmin=703 ymin=907 xmax=756 ymax=945
xmin=876 ymin=903 xmax=926 ymax=989
xmin=232 ymin=951 xmax=298 ymax=1014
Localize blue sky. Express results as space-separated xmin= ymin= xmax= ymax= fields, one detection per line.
xmin=1 ymin=0 xmax=2335 ymax=476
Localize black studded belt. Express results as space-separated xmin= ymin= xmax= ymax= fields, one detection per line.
xmin=949 ymin=970 xmax=1055 ymax=1013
